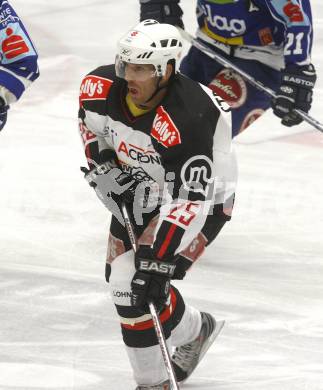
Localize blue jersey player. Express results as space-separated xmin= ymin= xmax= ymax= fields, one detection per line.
xmin=139 ymin=0 xmax=316 ymax=136
xmin=0 ymin=0 xmax=39 ymax=131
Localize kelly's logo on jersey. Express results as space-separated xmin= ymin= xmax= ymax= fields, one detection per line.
xmin=79 ymin=75 xmax=113 ymax=102
xmin=151 ymin=106 xmax=181 ymax=148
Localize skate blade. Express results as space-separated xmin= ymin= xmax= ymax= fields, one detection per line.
xmin=199 ymin=319 xmax=225 ymax=364
xmin=180 ymin=320 xmax=225 ymax=385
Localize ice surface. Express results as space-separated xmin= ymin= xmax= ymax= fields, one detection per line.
xmin=0 ymin=1 xmax=323 ymax=389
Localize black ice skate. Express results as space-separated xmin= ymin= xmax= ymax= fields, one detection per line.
xmin=172 ymin=312 xmax=225 ymax=382
xmin=135 ymin=380 xmax=170 ymax=389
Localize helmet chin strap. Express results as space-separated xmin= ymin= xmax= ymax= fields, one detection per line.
xmin=140 ymin=76 xmax=167 ymax=108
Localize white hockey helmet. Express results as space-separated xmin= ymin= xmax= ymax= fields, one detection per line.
xmin=115 ymin=19 xmax=183 ymax=79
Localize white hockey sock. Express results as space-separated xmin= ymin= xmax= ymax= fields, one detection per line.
xmin=171 ymin=304 xmax=202 ymax=347
xmin=126 ymin=342 xmax=170 ymax=386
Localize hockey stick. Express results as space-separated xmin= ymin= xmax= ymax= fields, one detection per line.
xmin=120 ymin=202 xmax=179 ymax=390
xmin=179 ymin=29 xmax=323 ymax=133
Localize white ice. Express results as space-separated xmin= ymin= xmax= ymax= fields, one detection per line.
xmin=0 ymin=1 xmax=323 ymax=389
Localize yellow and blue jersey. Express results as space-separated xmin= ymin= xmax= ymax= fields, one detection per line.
xmin=197 ymin=0 xmax=313 ymax=66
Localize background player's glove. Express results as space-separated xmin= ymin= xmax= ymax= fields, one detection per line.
xmin=139 ymin=0 xmax=184 ymax=29
xmin=272 ymin=64 xmax=316 ymax=126
xmin=131 ymin=246 xmax=176 ymax=311
xmin=0 ymin=97 xmax=9 ymax=131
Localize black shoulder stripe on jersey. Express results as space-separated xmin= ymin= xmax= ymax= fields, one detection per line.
xmin=82 ymin=99 xmax=108 ymax=117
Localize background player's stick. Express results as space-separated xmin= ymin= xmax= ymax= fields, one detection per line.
xmin=179 ymin=29 xmax=323 ymax=133
xmin=121 ymin=202 xmax=179 ymax=390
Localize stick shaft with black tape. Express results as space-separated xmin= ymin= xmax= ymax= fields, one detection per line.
xmin=120 ymin=202 xmax=179 ymax=390
xmin=179 ymin=29 xmax=323 ymax=133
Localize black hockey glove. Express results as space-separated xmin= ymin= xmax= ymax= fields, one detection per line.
xmin=272 ymin=64 xmax=316 ymax=127
xmin=131 ymin=246 xmax=176 ymax=312
xmin=139 ymin=0 xmax=184 ymax=29
xmin=0 ymin=97 xmax=9 ymax=131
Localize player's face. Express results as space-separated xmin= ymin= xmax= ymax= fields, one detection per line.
xmin=124 ymin=63 xmax=159 ymax=106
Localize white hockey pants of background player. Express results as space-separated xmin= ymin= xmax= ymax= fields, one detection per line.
xmin=108 ymin=249 xmax=202 ymax=386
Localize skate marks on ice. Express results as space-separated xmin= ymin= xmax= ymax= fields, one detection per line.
xmin=0 ymin=266 xmax=134 ymax=389
xmin=175 ymin=307 xmax=323 ymax=390
xmin=2 ymin=264 xmax=322 ymax=390
xmin=179 ymin=315 xmax=323 ymax=389
xmin=173 ymin=244 xmax=323 ymax=389
xmin=0 ymin=363 xmax=100 ymax=389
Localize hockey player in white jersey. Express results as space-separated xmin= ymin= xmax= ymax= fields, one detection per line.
xmin=0 ymin=0 xmax=39 ymax=131
xmin=79 ymin=20 xmax=237 ymax=389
